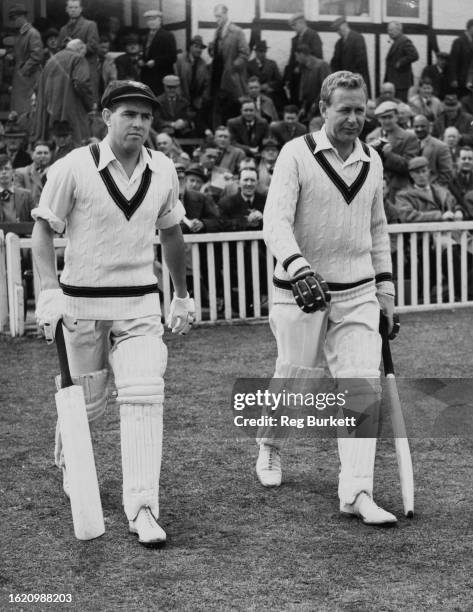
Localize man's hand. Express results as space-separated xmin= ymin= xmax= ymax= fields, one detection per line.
xmin=167 ymin=293 xmax=195 ymax=334
xmin=442 ymin=210 xmax=454 ymax=221
xmin=247 ymin=209 xmax=263 ymax=226
xmin=454 ymin=210 xmax=464 ymax=221
xmin=377 ymin=290 xmax=395 ymax=335
xmin=35 ymin=288 xmax=65 ymax=343
xmin=291 ymin=268 xmax=331 ymax=313
xmin=381 ymin=142 xmax=393 ymax=155
xmin=189 ymin=218 xmax=204 ymax=233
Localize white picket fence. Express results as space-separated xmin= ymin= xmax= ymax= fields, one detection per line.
xmin=2 ymin=222 xmax=473 ymax=336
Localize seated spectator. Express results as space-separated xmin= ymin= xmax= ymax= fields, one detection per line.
xmin=246 ymin=76 xmax=279 ymax=124
xmin=409 ymin=78 xmax=443 ymax=122
xmin=115 ymin=33 xmax=142 ymax=81
xmin=14 ymin=140 xmax=51 ymax=205
xmin=269 ymin=104 xmax=307 ymax=147
xmin=3 ymin=127 xmax=31 ymax=168
xmin=213 ymin=125 xmax=245 ymax=174
xmin=432 ymin=93 xmax=473 ymax=145
xmin=155 ymin=131 xmax=190 ymax=164
xmin=0 ymin=154 xmax=34 ymax=222
xmin=50 ymin=120 xmax=76 ymax=164
xmin=199 ymin=146 xmax=233 ymax=202
xmin=375 ymin=82 xmax=402 ymax=106
xmin=460 ymin=86 xmax=473 ymax=116
xmin=421 ymin=51 xmax=450 ymax=100
xmin=218 ymin=167 xmax=265 ymax=231
xmin=413 ymin=114 xmax=453 ymax=187
xmin=360 ymin=99 xmax=379 ymax=140
xmin=256 ymin=138 xmax=279 ymax=196
xmin=180 ymin=164 xmax=222 ymax=234
xmin=443 ymin=126 xmax=461 ymax=162
xmin=449 ymin=145 xmax=473 ymax=212
xmin=295 ymin=43 xmax=330 ymax=122
xmin=227 ymin=98 xmax=269 ymax=157
xmin=396 ymin=102 xmax=414 ymax=130
xmin=247 ymin=41 xmax=284 ymax=111
xmin=367 ymin=100 xmax=419 ymax=198
xmin=154 ymin=75 xmax=191 ymax=136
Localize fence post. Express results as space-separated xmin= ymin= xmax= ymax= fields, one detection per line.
xmin=0 ymin=231 xmax=8 ymax=331
xmin=5 ymin=233 xmax=24 ymax=337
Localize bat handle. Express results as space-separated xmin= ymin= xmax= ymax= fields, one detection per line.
xmin=379 ymin=313 xmax=395 ymax=376
xmin=55 ymin=319 xmax=74 ymax=389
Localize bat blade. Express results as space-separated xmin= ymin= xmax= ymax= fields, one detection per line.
xmin=55 ymin=385 xmax=105 ymax=540
xmin=385 ymin=374 xmax=414 ymax=518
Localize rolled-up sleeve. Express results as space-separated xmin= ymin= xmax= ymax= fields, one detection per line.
xmin=31 ymin=158 xmax=76 ymax=233
xmin=156 ymin=164 xmax=185 ymax=229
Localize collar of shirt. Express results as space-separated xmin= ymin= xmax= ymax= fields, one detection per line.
xmin=98 ymin=137 xmax=158 ymax=180
xmin=312 ymin=126 xmax=371 ymax=166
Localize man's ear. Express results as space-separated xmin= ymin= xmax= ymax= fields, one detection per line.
xmin=102 ymin=108 xmax=112 ymax=127
xmin=319 ymin=100 xmax=327 ymax=119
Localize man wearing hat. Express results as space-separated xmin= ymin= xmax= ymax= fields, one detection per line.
xmin=284 ymin=13 xmax=323 ymax=106
xmin=247 ymin=41 xmax=283 ymax=109
xmin=366 ymin=100 xmax=419 ymax=197
xmin=180 ymin=163 xmax=221 ymax=234
xmin=330 ymin=17 xmax=371 ymax=97
xmin=449 ymin=19 xmax=473 ymax=98
xmin=8 ymin=4 xmax=43 ymax=119
xmin=32 ymin=79 xmax=194 ymax=547
xmin=176 ymin=35 xmax=210 ymax=132
xmin=50 ymin=120 xmax=75 ymax=163
xmin=42 ymin=27 xmax=59 ymax=65
xmin=256 ymin=137 xmax=279 ymax=196
xmin=432 ymin=93 xmax=473 ymax=145
xmin=141 ymin=9 xmax=177 ymax=96
xmin=421 ymin=51 xmax=450 ymax=100
xmin=247 ymin=76 xmax=278 ymax=124
xmin=115 ymin=32 xmax=142 ymax=82
xmin=154 ymin=75 xmax=191 ymax=136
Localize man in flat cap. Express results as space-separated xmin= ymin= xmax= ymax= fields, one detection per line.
xmin=284 ymin=13 xmax=323 ymax=106
xmin=154 ymin=75 xmax=191 ymax=136
xmin=32 ymin=79 xmax=194 ymax=547
xmin=141 ymin=9 xmax=177 ymax=96
xmin=247 ymin=41 xmax=284 ymax=110
xmin=366 ymin=100 xmax=419 ymax=197
xmin=8 ymin=4 xmax=43 ymax=120
xmin=330 ymin=17 xmax=371 ymax=97
xmin=176 ymin=35 xmax=210 ymax=133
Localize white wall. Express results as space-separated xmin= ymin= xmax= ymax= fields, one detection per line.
xmin=432 ymin=0 xmax=472 ymax=30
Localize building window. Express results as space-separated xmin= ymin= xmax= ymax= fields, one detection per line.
xmin=260 ymin=0 xmax=371 ymax=20
xmin=318 ymin=0 xmax=370 ymax=17
xmin=383 ymin=0 xmax=426 ymax=22
xmin=261 ymin=0 xmax=304 ymax=18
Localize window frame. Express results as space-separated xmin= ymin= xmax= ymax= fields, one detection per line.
xmin=382 ymin=0 xmax=428 ymax=24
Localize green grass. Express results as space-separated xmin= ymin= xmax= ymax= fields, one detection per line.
xmin=1 ymin=311 xmax=473 ymax=611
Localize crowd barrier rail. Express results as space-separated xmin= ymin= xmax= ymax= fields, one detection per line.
xmin=2 ymin=221 xmax=473 ymax=336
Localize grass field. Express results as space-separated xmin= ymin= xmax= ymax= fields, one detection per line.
xmin=1 ymin=310 xmax=473 ymax=612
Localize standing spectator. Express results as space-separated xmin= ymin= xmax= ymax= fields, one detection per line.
xmin=408 ymin=77 xmax=443 ymax=122
xmin=50 ymin=120 xmax=76 ymax=163
xmin=8 ymin=4 xmax=43 ymax=120
xmin=14 ymin=140 xmax=51 ymax=205
xmin=154 ymin=75 xmax=191 ymax=136
xmin=247 ymin=41 xmax=283 ymax=110
xmin=0 ymin=154 xmax=34 ymax=222
xmin=227 ymin=98 xmax=269 ymax=157
xmin=421 ymin=51 xmax=450 ymax=100
xmin=375 ymin=82 xmax=402 ymax=106
xmin=101 ymin=16 xmax=124 ymax=52
xmin=115 ymin=32 xmax=142 ymax=81
xmin=413 ymin=114 xmax=453 ymax=187
xmin=367 ymin=100 xmax=419 ymax=197
xmin=330 ymin=17 xmax=371 ymax=97
xmin=449 ymin=19 xmax=473 ymax=98
xmin=140 ymin=9 xmax=177 ymax=97
xmin=448 ymin=145 xmax=473 ymax=210
xmin=247 ymin=76 xmax=279 ymax=124
xmin=443 ymin=126 xmax=461 ymax=162
xmin=3 ymin=127 xmax=31 ymax=168
xmin=96 ymin=34 xmax=115 ymax=96
xmin=209 ymin=4 xmax=249 ymax=127
xmin=42 ymin=28 xmax=59 ymax=65
xmin=175 ymin=35 xmax=210 ymax=135
xmin=384 ymin=22 xmax=419 ymax=102
xmin=269 ymin=105 xmax=307 ymax=147
xmin=432 ymin=93 xmax=473 ymax=145
xmin=296 ymin=44 xmax=331 ymax=122
xmin=34 ymin=39 xmax=93 ymax=144
xmin=57 ymin=0 xmax=100 ymax=102
xmin=213 ymin=125 xmax=245 ymax=174
xmin=284 ymin=13 xmax=323 ymax=105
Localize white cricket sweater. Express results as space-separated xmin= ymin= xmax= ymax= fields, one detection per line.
xmin=263 ymin=127 xmax=393 ymax=303
xmin=33 ymin=140 xmax=184 ymax=319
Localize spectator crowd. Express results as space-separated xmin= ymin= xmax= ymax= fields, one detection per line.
xmin=3 ymin=1 xmax=473 ymax=309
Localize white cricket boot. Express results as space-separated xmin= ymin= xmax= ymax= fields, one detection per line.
xmin=129 ymin=506 xmax=167 ymax=547
xmin=256 ymin=443 xmax=282 ymax=487
xmin=340 ymin=492 xmax=397 ymax=525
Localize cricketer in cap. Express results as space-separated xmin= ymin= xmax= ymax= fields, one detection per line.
xmin=31 ymin=78 xmax=194 ymax=547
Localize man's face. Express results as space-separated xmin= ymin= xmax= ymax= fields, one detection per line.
xmin=32 ymin=145 xmax=51 ymax=169
xmin=201 ymin=150 xmax=218 ymax=170
xmin=378 ymin=111 xmax=398 ymax=132
xmin=283 ymin=112 xmax=297 ymax=125
xmin=413 ymin=116 xmax=429 ymax=140
xmin=10 ymin=14 xmax=26 ymax=29
xmin=66 ymin=1 xmax=82 ymax=19
xmin=445 ymin=105 xmax=458 ymax=118
xmin=366 ymin=100 xmax=376 ymax=119
xmin=388 ymin=23 xmax=401 ymax=40
xmin=98 ymin=41 xmax=110 ymax=57
xmin=458 ymin=150 xmax=473 ymax=173
xmin=190 ymin=43 xmax=203 ymax=58
xmin=410 ymin=165 xmax=430 ymax=187
xmin=320 ymin=87 xmax=366 ymax=147
xmin=54 ymin=134 xmax=70 ymax=147
xmin=126 ymin=43 xmax=140 ymax=55
xmin=239 ymin=169 xmax=257 ymax=197
xmin=248 ymin=81 xmax=261 ymax=98
xmin=0 ymin=163 xmax=13 ymax=187
xmin=6 ymin=137 xmax=20 ymax=152
xmin=214 ymin=7 xmax=227 ymax=27
xmin=105 ymin=101 xmax=153 ymax=154
xmin=241 ymin=103 xmax=256 ymax=122
xmin=157 ymin=134 xmax=172 ymax=154
xmin=380 ymin=83 xmax=395 ymax=99
xmin=291 ymin=19 xmax=305 ymax=34
xmin=215 ymin=130 xmax=230 ymax=149
xmin=262 ymin=146 xmax=278 ymax=163
xmin=46 ymin=35 xmax=58 ymax=51
xmin=445 ymin=129 xmax=459 ymax=147
xmin=164 ymin=84 xmax=178 ymax=98
xmin=185 ymin=174 xmax=203 ymax=191
xmin=255 ymin=50 xmax=266 ymax=62
xmin=420 ymin=83 xmax=433 ymax=99
xmin=146 ymin=16 xmax=162 ymax=30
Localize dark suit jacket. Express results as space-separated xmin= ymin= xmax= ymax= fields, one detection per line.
xmin=181 ymin=190 xmax=222 ymax=232
xmin=269 ymin=120 xmax=306 ymax=147
xmin=218 ymin=190 xmax=266 ymax=231
xmin=175 ymin=53 xmax=210 ymax=109
xmin=115 ymin=53 xmax=141 ymax=81
xmin=14 ymin=163 xmax=47 ymax=205
xmin=154 ymin=94 xmax=191 ymax=134
xmin=331 ymin=30 xmax=371 ymax=96
xmin=421 ymin=64 xmax=450 ymax=99
xmin=419 ymin=135 xmax=453 ymax=187
xmin=449 ymin=169 xmax=473 ymax=208
xmin=384 ymin=34 xmax=419 ymax=92
xmin=227 ymin=115 xmax=269 ymax=155
xmin=0 ymin=187 xmax=34 ymax=223
xmin=247 ymin=57 xmax=282 ymax=94
xmin=299 ymin=56 xmax=330 ymax=114
xmin=432 ymin=109 xmax=473 ymax=146
xmin=141 ymin=27 xmax=177 ymax=95
xmin=449 ymin=33 xmax=473 ymax=92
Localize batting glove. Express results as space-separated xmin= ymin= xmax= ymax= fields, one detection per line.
xmin=167 ymin=293 xmax=195 ymax=334
xmin=291 ymin=268 xmax=331 ymax=313
xmin=35 ymin=288 xmax=65 ymax=343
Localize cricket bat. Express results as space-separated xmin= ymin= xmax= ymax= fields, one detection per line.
xmin=380 ymin=314 xmax=415 ymax=518
xmin=55 ymin=320 xmax=105 ymax=540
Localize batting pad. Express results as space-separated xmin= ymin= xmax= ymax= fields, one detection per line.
xmin=120 ymin=403 xmax=163 ymax=520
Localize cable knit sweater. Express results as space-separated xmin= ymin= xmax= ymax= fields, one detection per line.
xmin=263 ymin=127 xmax=393 ymax=303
